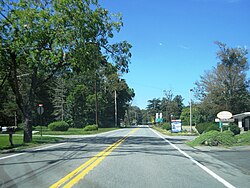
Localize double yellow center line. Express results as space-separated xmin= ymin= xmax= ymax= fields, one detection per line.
xmin=50 ymin=128 xmax=139 ymax=188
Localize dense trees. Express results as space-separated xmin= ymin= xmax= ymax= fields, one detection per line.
xmin=0 ymin=0 xmax=133 ymax=142
xmin=145 ymin=91 xmax=184 ymax=123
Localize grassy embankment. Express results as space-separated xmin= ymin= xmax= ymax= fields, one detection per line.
xmin=187 ymin=130 xmax=250 ymax=147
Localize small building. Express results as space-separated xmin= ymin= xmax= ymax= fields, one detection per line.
xmin=233 ymin=112 xmax=250 ymax=132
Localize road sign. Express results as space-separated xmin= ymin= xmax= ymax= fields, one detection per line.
xmin=37 ymin=104 xmax=44 ymax=115
xmin=217 ymin=111 xmax=232 ymax=120
xmin=171 ymin=120 xmax=182 ymax=133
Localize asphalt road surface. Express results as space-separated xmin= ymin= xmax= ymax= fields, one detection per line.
xmin=0 ymin=127 xmax=250 ymax=188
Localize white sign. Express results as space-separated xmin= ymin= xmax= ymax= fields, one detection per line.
xmin=215 ymin=118 xmax=220 ymax=122
xmin=215 ymin=118 xmax=234 ymax=123
xmin=217 ymin=111 xmax=232 ymax=120
xmin=171 ymin=120 xmax=182 ymax=133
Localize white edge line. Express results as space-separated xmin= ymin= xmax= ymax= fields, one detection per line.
xmin=0 ymin=142 xmax=66 ymax=161
xmin=34 ymin=142 xmax=66 ymax=151
xmin=0 ymin=153 xmax=26 ymax=160
xmin=150 ymin=128 xmax=236 ymax=188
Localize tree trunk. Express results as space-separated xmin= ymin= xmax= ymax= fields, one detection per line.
xmin=23 ymin=113 xmax=33 ymax=142
xmin=8 ymin=52 xmax=37 ymax=142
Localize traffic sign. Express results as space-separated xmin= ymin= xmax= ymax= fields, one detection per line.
xmin=37 ymin=104 xmax=44 ymax=115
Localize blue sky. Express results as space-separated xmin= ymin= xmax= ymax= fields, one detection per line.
xmin=100 ymin=0 xmax=250 ymax=109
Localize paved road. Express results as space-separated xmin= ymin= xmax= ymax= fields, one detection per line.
xmin=0 ymin=127 xmax=250 ymax=188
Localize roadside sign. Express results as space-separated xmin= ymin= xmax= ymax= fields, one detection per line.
xmin=155 ymin=113 xmax=163 ymax=123
xmin=171 ymin=120 xmax=182 ymax=133
xmin=37 ymin=104 xmax=44 ymax=115
xmin=217 ymin=111 xmax=232 ymax=120
xmin=215 ymin=118 xmax=234 ymax=123
xmin=215 ymin=118 xmax=220 ymax=122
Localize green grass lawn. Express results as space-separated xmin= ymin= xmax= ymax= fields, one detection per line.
xmin=33 ymin=127 xmax=119 ymax=135
xmin=0 ymin=135 xmax=64 ymax=151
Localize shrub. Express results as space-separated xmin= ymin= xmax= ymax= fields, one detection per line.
xmin=84 ymin=124 xmax=98 ymax=131
xmin=223 ymin=123 xmax=240 ymax=135
xmin=235 ymin=131 xmax=250 ymax=144
xmin=162 ymin=123 xmax=171 ymax=130
xmin=48 ymin=121 xmax=69 ymax=131
xmin=196 ymin=122 xmax=218 ymax=134
xmin=205 ymin=124 xmax=220 ymax=133
xmin=188 ymin=130 xmax=237 ymax=146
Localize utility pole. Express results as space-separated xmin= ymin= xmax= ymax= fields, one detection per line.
xmin=190 ymin=89 xmax=193 ymax=132
xmin=115 ymin=90 xmax=117 ymax=127
xmin=95 ymin=75 xmax=99 ymax=128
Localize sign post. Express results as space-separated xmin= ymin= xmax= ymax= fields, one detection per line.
xmin=37 ymin=104 xmax=44 ymax=136
xmin=217 ymin=111 xmax=233 ymax=132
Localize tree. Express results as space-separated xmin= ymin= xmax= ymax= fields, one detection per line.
xmin=0 ymin=0 xmax=132 ymax=142
xmin=147 ymin=98 xmax=161 ymax=122
xmin=161 ymin=90 xmax=184 ymax=121
xmin=51 ymin=77 xmax=67 ymax=121
xmin=194 ymin=42 xmax=250 ymax=118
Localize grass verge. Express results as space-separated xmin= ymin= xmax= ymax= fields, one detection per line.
xmin=33 ymin=127 xmax=119 ymax=135
xmin=153 ymin=126 xmax=198 ymax=136
xmin=0 ymin=135 xmax=64 ymax=152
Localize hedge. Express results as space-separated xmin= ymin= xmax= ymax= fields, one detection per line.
xmin=196 ymin=122 xmax=219 ymax=134
xmin=48 ymin=121 xmax=69 ymax=131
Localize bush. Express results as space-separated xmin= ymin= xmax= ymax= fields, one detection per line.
xmin=84 ymin=124 xmax=98 ymax=131
xmin=205 ymin=124 xmax=220 ymax=133
xmin=236 ymin=131 xmax=250 ymax=144
xmin=48 ymin=121 xmax=69 ymax=131
xmin=162 ymin=123 xmax=171 ymax=130
xmin=196 ymin=122 xmax=219 ymax=134
xmin=223 ymin=123 xmax=240 ymax=135
xmin=188 ymin=130 xmax=237 ymax=146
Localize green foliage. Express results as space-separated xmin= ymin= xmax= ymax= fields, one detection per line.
xmin=48 ymin=121 xmax=69 ymax=131
xmin=188 ymin=130 xmax=237 ymax=146
xmin=205 ymin=124 xmax=220 ymax=132
xmin=146 ymin=91 xmax=184 ymax=123
xmin=0 ymin=0 xmax=133 ymax=142
xmin=223 ymin=123 xmax=240 ymax=135
xmin=84 ymin=125 xmax=98 ymax=131
xmin=162 ymin=123 xmax=171 ymax=130
xmin=235 ymin=131 xmax=250 ymax=145
xmin=196 ymin=122 xmax=219 ymax=134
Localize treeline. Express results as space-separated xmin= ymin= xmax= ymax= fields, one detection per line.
xmin=0 ymin=0 xmax=133 ymax=142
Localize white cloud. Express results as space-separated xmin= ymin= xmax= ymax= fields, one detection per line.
xmin=178 ymin=45 xmax=190 ymax=50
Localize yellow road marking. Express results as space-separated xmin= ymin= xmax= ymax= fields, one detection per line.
xmin=50 ymin=128 xmax=138 ymax=188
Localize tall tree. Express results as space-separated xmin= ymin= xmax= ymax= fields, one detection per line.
xmin=147 ymin=98 xmax=161 ymax=122
xmin=0 ymin=0 xmax=132 ymax=142
xmin=194 ymin=42 xmax=250 ymax=117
